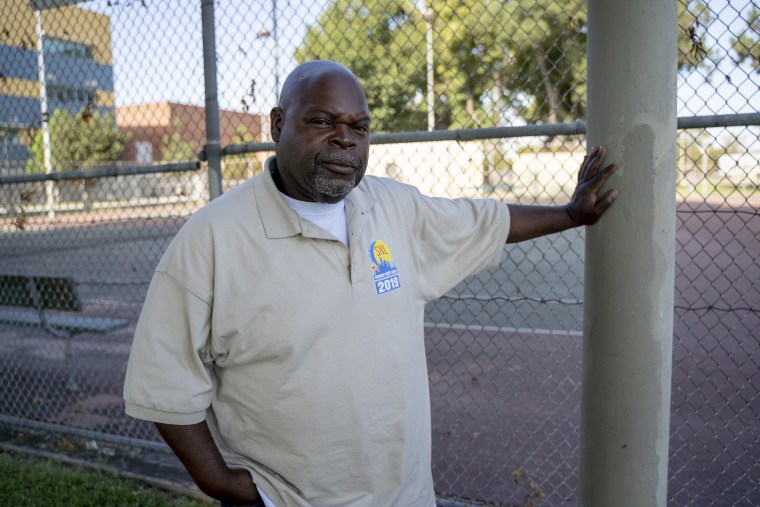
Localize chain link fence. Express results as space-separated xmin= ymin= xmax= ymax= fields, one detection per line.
xmin=0 ymin=1 xmax=758 ymax=505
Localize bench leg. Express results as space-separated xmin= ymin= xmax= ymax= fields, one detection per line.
xmin=64 ymin=336 xmax=80 ymax=392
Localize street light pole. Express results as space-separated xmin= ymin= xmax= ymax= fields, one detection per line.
xmin=34 ymin=9 xmax=55 ymax=220
xmin=422 ymin=2 xmax=434 ymax=131
xmin=31 ymin=1 xmax=90 ymax=219
xmin=271 ymin=0 xmax=280 ymax=101
xmin=256 ymin=1 xmax=280 ymax=106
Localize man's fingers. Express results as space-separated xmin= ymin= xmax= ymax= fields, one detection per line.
xmin=572 ymin=147 xmax=620 ymax=224
xmin=587 ymin=162 xmax=619 ymax=193
xmin=593 ymin=188 xmax=620 ymax=215
xmin=579 ymin=147 xmax=597 ymax=181
xmin=580 ymin=146 xmax=605 ymax=182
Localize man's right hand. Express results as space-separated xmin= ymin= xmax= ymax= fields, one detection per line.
xmin=155 ymin=421 xmax=260 ymax=505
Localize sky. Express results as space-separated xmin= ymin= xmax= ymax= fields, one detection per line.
xmin=76 ymin=0 xmax=331 ymax=113
xmin=677 ymin=0 xmax=759 ymax=117
xmin=73 ymin=0 xmax=758 ymax=132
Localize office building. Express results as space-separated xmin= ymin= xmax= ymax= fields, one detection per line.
xmin=0 ymin=0 xmax=114 ymax=175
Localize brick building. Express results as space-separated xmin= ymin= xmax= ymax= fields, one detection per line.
xmin=116 ymin=102 xmax=263 ymax=164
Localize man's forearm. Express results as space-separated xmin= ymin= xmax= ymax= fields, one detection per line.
xmin=506 ymin=204 xmax=576 ymax=243
xmin=155 ymin=421 xmax=259 ymax=505
xmin=505 ymin=146 xmax=619 ymax=244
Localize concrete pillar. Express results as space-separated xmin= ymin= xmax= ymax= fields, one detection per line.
xmin=580 ymin=1 xmax=677 ymax=506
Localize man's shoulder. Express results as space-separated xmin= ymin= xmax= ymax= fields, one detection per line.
xmin=188 ymin=177 xmax=258 ymax=223
xmin=166 ymin=177 xmax=261 ymax=250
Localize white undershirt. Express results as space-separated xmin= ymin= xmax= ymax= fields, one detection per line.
xmin=256 ymin=487 xmax=277 ymax=507
xmin=279 ymin=192 xmax=348 ymax=246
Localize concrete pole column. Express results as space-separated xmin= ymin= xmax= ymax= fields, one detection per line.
xmin=580 ymin=1 xmax=677 ymax=506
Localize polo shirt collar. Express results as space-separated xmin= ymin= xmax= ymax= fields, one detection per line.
xmin=254 ymin=156 xmax=376 ymax=239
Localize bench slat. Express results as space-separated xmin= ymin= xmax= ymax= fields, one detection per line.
xmin=0 ymin=309 xmax=129 ymax=334
xmin=0 ymin=275 xmax=82 ymax=311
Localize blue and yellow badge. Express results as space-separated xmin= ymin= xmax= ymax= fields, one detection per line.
xmin=368 ymin=240 xmax=401 ymax=295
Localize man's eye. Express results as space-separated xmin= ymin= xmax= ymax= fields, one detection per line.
xmin=353 ymin=125 xmax=368 ymax=134
xmin=311 ymin=119 xmax=331 ymax=126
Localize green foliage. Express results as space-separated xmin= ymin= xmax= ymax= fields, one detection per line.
xmin=26 ymin=108 xmax=130 ymax=174
xmin=678 ymin=1 xmax=714 ymax=70
xmin=161 ymin=118 xmax=197 ymax=163
xmin=222 ymin=124 xmax=263 ymax=180
xmin=296 ymin=0 xmax=428 ymax=132
xmin=732 ymin=7 xmax=759 ymax=72
xmin=0 ymin=451 xmax=205 ymax=506
xmin=297 ymin=0 xmax=709 ymax=131
xmin=230 ymin=124 xmax=255 ymax=151
xmin=491 ymin=0 xmax=587 ymax=125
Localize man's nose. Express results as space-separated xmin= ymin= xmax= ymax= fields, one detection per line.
xmin=329 ymin=124 xmax=356 ymax=149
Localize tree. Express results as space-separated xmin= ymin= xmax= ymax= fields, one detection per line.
xmin=732 ymin=6 xmax=759 ymax=73
xmin=678 ymin=0 xmax=714 ymax=71
xmin=160 ymin=118 xmax=197 ymax=163
xmin=296 ymin=0 xmax=429 ymax=132
xmin=297 ymin=0 xmax=714 ymax=132
xmin=26 ymin=108 xmax=130 ymax=173
xmin=432 ymin=0 xmax=530 ymax=128
xmin=231 ymin=123 xmax=256 ymax=146
xmin=223 ymin=124 xmax=262 ymax=180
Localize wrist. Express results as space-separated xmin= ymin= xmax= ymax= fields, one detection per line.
xmin=232 ymin=467 xmax=259 ymax=496
xmin=564 ymin=205 xmax=577 ymax=226
xmin=215 ymin=468 xmax=259 ymax=505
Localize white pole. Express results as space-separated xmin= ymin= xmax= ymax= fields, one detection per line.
xmin=271 ymin=0 xmax=280 ymax=102
xmin=581 ymin=0 xmax=677 ymax=505
xmin=423 ymin=3 xmax=435 ymax=131
xmin=34 ymin=9 xmax=55 ymax=220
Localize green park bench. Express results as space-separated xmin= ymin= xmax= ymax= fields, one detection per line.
xmin=0 ymin=274 xmax=130 ymax=391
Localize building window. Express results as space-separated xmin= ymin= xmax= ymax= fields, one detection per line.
xmin=0 ymin=128 xmax=20 ymax=146
xmin=136 ymin=141 xmax=153 ymax=163
xmin=1 ymin=128 xmax=25 ymax=175
xmin=47 ymin=84 xmax=95 ymax=105
xmin=42 ymin=36 xmax=93 ymax=59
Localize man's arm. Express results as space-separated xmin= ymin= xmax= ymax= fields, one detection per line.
xmin=155 ymin=421 xmax=260 ymax=505
xmin=506 ymin=146 xmax=619 ymax=243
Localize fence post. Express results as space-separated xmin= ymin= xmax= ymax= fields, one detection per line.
xmin=580 ymin=1 xmax=677 ymax=506
xmin=33 ymin=9 xmax=55 ymax=220
xmin=201 ymin=0 xmax=223 ymax=200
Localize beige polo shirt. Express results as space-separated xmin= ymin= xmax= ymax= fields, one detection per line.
xmin=124 ymin=159 xmax=510 ymax=507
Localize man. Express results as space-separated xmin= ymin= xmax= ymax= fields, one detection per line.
xmin=124 ymin=60 xmax=618 ymax=507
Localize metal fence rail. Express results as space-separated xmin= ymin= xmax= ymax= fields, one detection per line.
xmin=1 ymin=1 xmax=758 ymax=506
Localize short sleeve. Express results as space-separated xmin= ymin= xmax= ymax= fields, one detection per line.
xmin=123 ymin=270 xmax=214 ymax=425
xmin=416 ymin=196 xmax=510 ymax=301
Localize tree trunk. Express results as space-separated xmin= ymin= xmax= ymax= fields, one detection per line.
xmin=534 ymin=45 xmax=560 ymax=124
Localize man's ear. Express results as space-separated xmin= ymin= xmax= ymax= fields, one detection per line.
xmin=270 ymin=107 xmax=283 ymax=142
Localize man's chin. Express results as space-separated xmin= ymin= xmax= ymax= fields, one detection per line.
xmin=314 ymin=176 xmax=355 ymax=202
xmin=316 ymin=189 xmax=352 ymax=203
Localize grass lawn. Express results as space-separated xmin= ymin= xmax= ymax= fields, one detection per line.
xmin=0 ymin=449 xmax=209 ymax=506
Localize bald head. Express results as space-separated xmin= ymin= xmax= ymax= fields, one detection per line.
xmin=278 ymin=60 xmax=366 ymax=112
